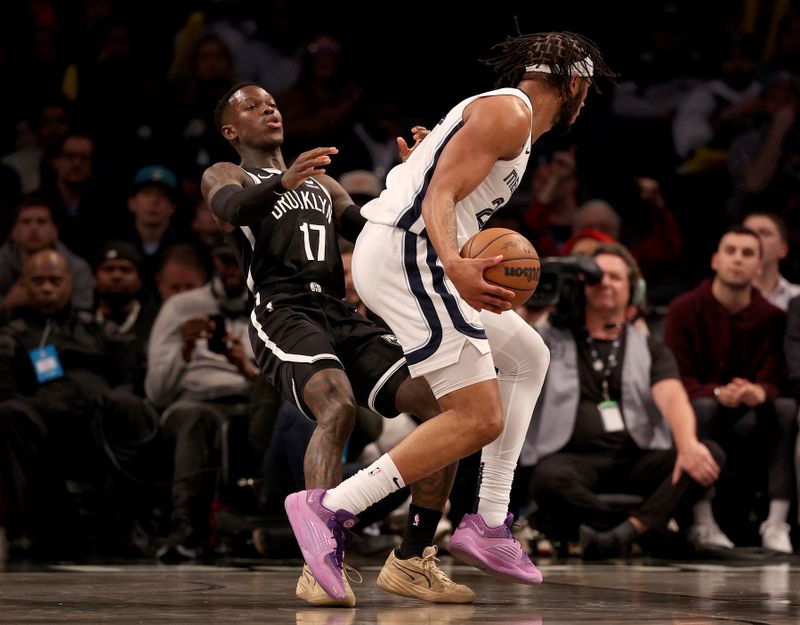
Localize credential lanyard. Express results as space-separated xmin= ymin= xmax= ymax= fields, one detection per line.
xmin=39 ymin=319 xmax=52 ymax=349
xmin=586 ymin=330 xmax=622 ymax=402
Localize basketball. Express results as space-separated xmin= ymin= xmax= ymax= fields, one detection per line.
xmin=460 ymin=228 xmax=541 ymax=307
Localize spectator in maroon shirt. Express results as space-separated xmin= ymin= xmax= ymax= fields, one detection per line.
xmin=664 ymin=225 xmax=796 ymax=553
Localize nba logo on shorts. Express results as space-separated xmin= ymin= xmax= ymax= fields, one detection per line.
xmin=369 ymin=467 xmax=382 ymax=477
xmin=381 ymin=334 xmax=400 ymax=347
xmin=413 ymin=513 xmax=420 ymax=527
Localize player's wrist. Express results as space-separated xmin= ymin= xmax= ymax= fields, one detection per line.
xmin=442 ymin=255 xmax=463 ymax=272
xmin=339 ymin=204 xmax=367 ymax=243
xmin=275 ymin=171 xmax=291 ymax=191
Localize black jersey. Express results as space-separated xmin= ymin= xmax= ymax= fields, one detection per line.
xmin=227 ymin=166 xmax=345 ymax=298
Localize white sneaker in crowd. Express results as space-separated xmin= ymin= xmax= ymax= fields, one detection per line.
xmin=760 ymin=521 xmax=793 ymax=553
xmin=687 ymin=522 xmax=734 ymax=549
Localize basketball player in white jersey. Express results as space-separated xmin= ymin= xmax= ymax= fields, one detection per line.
xmin=285 ymin=31 xmax=615 ymax=601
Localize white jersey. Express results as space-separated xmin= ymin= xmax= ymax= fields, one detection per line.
xmin=361 ymin=87 xmax=532 ymax=248
xmin=352 ymin=88 xmax=534 ymax=376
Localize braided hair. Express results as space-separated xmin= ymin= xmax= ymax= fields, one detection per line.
xmin=482 ymin=31 xmax=616 ymax=96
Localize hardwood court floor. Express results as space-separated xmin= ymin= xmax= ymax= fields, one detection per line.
xmin=1 ymin=556 xmax=799 ymax=624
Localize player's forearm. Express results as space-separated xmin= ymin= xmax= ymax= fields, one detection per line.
xmin=210 ymin=174 xmax=287 ymax=225
xmin=334 ymin=203 xmax=367 ymax=243
xmin=422 ymin=194 xmax=460 ymax=268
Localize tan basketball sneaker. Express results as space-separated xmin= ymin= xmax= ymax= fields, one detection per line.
xmin=296 ymin=564 xmax=358 ymax=608
xmin=376 ymin=546 xmax=475 ymax=603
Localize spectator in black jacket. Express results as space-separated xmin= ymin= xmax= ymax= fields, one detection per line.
xmin=0 ymin=249 xmax=156 ymax=558
xmin=92 ymin=241 xmax=158 ymax=397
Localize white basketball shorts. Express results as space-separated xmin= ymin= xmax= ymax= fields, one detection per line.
xmin=352 ymin=221 xmax=492 ymax=379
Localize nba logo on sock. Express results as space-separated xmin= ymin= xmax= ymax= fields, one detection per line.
xmin=369 ymin=467 xmax=382 ymax=477
xmin=413 ymin=513 xmax=420 ymax=527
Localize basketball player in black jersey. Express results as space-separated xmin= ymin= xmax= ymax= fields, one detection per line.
xmin=201 ymin=83 xmax=474 ymax=606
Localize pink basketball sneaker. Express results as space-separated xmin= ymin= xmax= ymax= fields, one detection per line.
xmin=284 ymin=489 xmax=359 ymax=601
xmin=449 ymin=513 xmax=543 ymax=585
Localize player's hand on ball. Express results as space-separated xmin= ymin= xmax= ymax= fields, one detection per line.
xmin=459 ymin=228 xmax=540 ymax=308
xmin=445 ymin=255 xmax=515 ymax=313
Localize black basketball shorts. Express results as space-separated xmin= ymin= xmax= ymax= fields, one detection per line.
xmin=248 ymin=291 xmax=408 ymax=419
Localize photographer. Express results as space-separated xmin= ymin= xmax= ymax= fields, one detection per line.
xmin=520 ymin=244 xmax=727 ymax=558
xmin=145 ymin=244 xmax=256 ymax=560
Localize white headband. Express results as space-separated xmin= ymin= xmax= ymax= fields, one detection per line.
xmin=525 ymin=56 xmax=594 ymax=78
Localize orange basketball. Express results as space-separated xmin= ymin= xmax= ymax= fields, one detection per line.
xmin=460 ymin=228 xmax=541 ymax=307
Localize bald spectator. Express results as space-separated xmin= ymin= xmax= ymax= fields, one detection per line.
xmin=0 ymin=198 xmax=93 ymax=320
xmin=0 ymin=250 xmax=155 ymax=558
xmin=573 ymin=200 xmax=622 ymax=239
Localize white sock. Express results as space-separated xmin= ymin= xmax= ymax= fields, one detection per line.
xmin=767 ymin=499 xmax=790 ymax=525
xmin=692 ymin=500 xmax=716 ymax=526
xmin=477 ymin=312 xmax=548 ymax=527
xmin=476 ymin=458 xmax=516 ymax=526
xmin=323 ymin=453 xmax=405 ymax=515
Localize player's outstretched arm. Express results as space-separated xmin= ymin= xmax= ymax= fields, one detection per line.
xmin=202 ymin=148 xmax=338 ymax=228
xmin=422 ymin=96 xmax=528 ymax=313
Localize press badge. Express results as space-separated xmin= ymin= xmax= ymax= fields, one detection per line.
xmin=28 ymin=345 xmax=64 ymax=383
xmin=598 ymin=400 xmax=625 ymax=432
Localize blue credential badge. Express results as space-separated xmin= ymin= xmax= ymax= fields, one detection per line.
xmin=28 ymin=345 xmax=64 ymax=383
